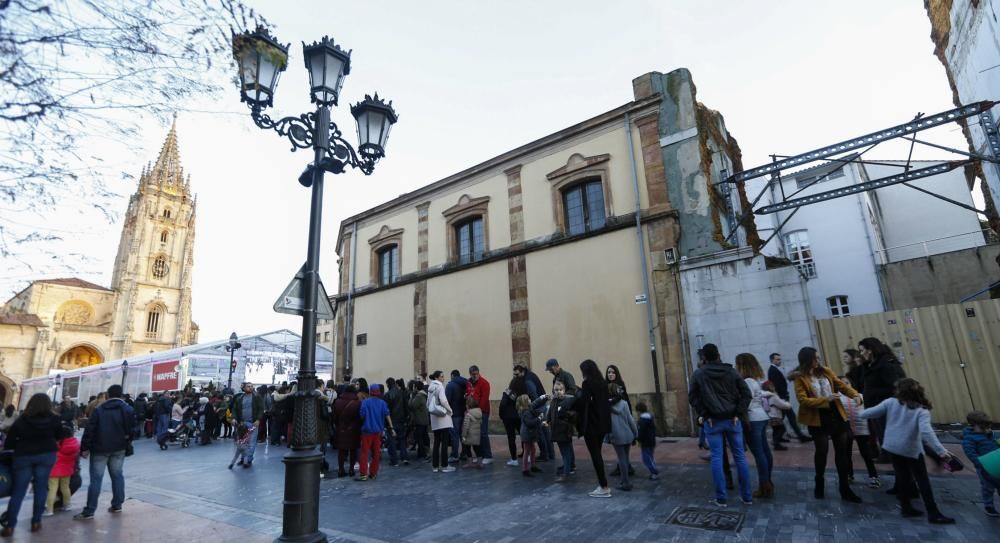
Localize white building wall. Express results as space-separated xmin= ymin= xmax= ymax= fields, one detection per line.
xmin=863 ymin=161 xmax=985 ymax=261
xmin=679 ymin=248 xmax=815 ymax=368
xmin=756 ymin=163 xmax=886 ymax=319
xmin=940 ymin=0 xmax=1000 ymax=210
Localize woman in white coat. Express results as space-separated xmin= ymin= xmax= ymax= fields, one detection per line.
xmin=427 ymin=371 xmax=455 ymax=473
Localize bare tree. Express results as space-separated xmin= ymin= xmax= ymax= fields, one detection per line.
xmin=0 ymin=0 xmax=267 ymax=278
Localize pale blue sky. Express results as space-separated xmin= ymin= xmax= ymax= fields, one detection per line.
xmin=3 ymin=1 xmax=970 ymax=342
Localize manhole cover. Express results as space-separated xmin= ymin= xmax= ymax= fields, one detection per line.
xmin=665 ymin=506 xmax=744 ymax=533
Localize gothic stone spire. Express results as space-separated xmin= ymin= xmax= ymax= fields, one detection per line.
xmin=146 ymin=115 xmax=187 ymax=195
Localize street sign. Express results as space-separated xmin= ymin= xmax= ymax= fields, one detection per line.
xmin=274 ymin=264 xmax=335 ymax=320
xmin=634 ymin=294 xmax=648 ymax=305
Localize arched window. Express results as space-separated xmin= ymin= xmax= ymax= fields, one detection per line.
xmin=828 ymin=295 xmax=850 ymax=318
xmin=152 ymin=255 xmax=168 ymax=279
xmin=784 ymin=230 xmax=816 ymax=278
xmin=146 ymin=304 xmax=165 ymax=338
xmin=160 ymin=230 xmax=169 ymax=243
xmin=377 ymin=244 xmax=399 ymax=286
xmin=162 ymin=209 xmax=172 ymax=219
xmin=562 ymin=179 xmax=606 ymax=235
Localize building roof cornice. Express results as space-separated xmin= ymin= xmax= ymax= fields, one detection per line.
xmin=335 ymin=95 xmax=662 ymax=253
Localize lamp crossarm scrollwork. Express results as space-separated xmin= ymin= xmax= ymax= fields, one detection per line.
xmin=249 ymin=106 xmax=376 ymax=175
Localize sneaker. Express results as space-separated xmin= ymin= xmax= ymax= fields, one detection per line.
xmin=243 ymin=461 xmax=252 ymax=469
xmin=984 ymin=506 xmax=999 ymax=517
xmin=506 ymin=459 xmax=519 ymax=467
xmin=530 ymin=466 xmax=542 ymax=473
xmin=649 ymin=473 xmax=660 ymax=481
xmin=867 ymin=476 xmax=882 ymax=489
xmin=618 ymin=483 xmax=633 ymax=491
xmin=555 ymin=476 xmax=566 ymax=482
xmin=43 ymin=511 xmax=54 ymax=517
xmin=588 ymin=487 xmax=612 ymax=498
xmin=432 ymin=468 xmax=440 ymax=473
xmin=355 ymin=475 xmax=368 ymax=481
xmin=711 ymin=499 xmax=727 ymax=508
xmin=402 ymin=460 xmax=410 ymax=466
xmin=480 ymin=458 xmax=492 ymax=465
xmin=741 ymin=499 xmax=753 ymax=505
xmin=73 ymin=512 xmax=94 ymax=521
xmin=928 ymin=514 xmax=955 ymax=525
xmin=108 ymin=506 xmax=122 ymax=514
xmin=441 ymin=466 xmax=456 ymax=473
xmin=228 ymin=464 xmax=234 ymax=470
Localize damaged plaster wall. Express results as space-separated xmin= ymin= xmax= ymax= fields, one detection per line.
xmin=648 ymin=68 xmax=761 ymax=258
xmin=925 ymin=0 xmax=1000 ymax=232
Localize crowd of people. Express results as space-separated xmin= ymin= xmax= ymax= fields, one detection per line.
xmin=0 ymin=336 xmax=996 ymax=536
xmin=688 ymin=337 xmax=1000 ymax=524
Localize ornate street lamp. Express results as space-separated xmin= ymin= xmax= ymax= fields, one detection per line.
xmin=232 ymin=25 xmax=397 ymax=543
xmin=225 ymin=332 xmax=242 ymax=391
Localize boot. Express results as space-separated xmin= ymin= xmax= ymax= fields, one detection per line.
xmin=753 ymin=486 xmax=766 ymax=499
xmin=840 ymin=485 xmax=863 ymax=503
xmin=814 ymin=477 xmax=825 ymax=499
xmin=765 ymin=480 xmax=776 ymax=498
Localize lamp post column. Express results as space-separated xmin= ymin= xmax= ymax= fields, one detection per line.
xmin=277 ymin=105 xmax=328 ymax=543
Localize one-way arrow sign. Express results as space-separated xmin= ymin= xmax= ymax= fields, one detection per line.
xmin=273 ymin=264 xmax=335 ymax=320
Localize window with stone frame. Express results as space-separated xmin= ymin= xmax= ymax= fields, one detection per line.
xmin=455 ymin=216 xmax=485 ymax=264
xmin=562 ymin=180 xmax=606 ymax=235
xmin=368 ymin=225 xmax=404 ymax=287
xmin=784 ymin=230 xmax=816 ymax=278
xmin=377 ymin=244 xmax=399 ymax=286
xmin=162 ymin=208 xmax=172 ymax=218
xmin=545 ymin=153 xmax=613 ymax=236
xmin=828 ymin=295 xmax=850 ymax=318
xmin=442 ymin=194 xmax=490 ymax=264
xmin=160 ymin=230 xmax=169 ymax=243
xmin=152 ymin=255 xmax=168 ymax=279
xmin=146 ymin=304 xmax=165 ymax=338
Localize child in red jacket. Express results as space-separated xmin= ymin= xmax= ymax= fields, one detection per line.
xmin=45 ymin=425 xmax=79 ymax=515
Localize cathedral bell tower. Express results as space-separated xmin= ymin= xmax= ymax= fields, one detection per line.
xmin=109 ymin=118 xmax=197 ymax=358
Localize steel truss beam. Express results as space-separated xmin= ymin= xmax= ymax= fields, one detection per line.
xmin=724 ymin=101 xmax=996 ymax=184
xmin=755 ymin=160 xmax=975 ymax=215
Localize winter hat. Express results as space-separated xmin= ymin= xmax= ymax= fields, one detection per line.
xmin=369 ymin=384 xmax=382 ymax=397
xmin=545 ymin=358 xmax=559 ymax=369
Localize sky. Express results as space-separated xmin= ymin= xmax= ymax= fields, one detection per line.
xmin=1 ymin=1 xmax=973 ymax=342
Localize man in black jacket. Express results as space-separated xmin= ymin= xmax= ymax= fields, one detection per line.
xmin=75 ymin=385 xmax=135 ymax=520
xmin=688 ymin=343 xmax=753 ymax=507
xmin=384 ymin=378 xmax=410 ymax=466
xmin=767 ymin=353 xmax=810 ymax=448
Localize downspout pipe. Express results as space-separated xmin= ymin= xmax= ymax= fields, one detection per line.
xmin=344 ymin=221 xmax=359 ymax=378
xmin=625 ymin=113 xmax=665 ymax=418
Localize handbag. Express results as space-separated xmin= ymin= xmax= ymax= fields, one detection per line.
xmin=427 ymin=391 xmax=447 ymax=417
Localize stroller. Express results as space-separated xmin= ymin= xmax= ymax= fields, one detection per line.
xmin=158 ymin=407 xmax=199 ymax=450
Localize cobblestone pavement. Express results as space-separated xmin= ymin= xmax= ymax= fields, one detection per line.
xmin=0 ymin=434 xmax=993 ymax=542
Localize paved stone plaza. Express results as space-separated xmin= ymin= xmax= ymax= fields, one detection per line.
xmin=0 ymin=435 xmax=994 ymax=542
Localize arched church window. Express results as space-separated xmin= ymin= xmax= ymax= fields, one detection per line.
xmin=146 ymin=304 xmax=165 ymax=338
xmin=160 ymin=230 xmax=169 ymax=243
xmin=163 ymin=209 xmax=172 ymax=218
xmin=152 ymin=255 xmax=168 ymax=279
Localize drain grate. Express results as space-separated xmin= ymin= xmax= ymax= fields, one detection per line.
xmin=665 ymin=506 xmax=744 ymax=533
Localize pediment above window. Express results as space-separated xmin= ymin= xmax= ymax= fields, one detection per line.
xmin=368 ymin=225 xmax=404 ymax=246
xmin=546 ymin=153 xmax=611 ymax=182
xmin=442 ymin=194 xmax=490 ymax=222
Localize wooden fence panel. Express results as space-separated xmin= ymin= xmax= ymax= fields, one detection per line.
xmin=816 ymin=299 xmax=1000 ymax=424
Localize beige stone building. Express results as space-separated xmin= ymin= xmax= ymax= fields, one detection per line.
xmin=0 ymin=121 xmax=198 ymax=405
xmin=328 ymin=68 xmax=798 ymax=434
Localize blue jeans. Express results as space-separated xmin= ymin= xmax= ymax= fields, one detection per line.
xmin=976 ymin=465 xmax=1000 ymax=507
xmin=244 ymin=424 xmax=259 ymax=461
xmin=557 ymin=441 xmax=575 ymax=473
xmin=641 ymin=446 xmax=659 ymax=475
xmin=5 ymin=452 xmax=56 ymax=527
xmin=387 ymin=424 xmax=409 ymax=464
xmin=479 ymin=413 xmax=492 ymax=459
xmin=155 ymin=414 xmax=169 ymax=439
xmin=450 ymin=415 xmax=463 ymax=458
xmin=84 ymin=450 xmax=126 ymax=515
xmin=747 ymin=420 xmax=773 ymax=484
xmin=704 ymin=419 xmax=751 ymax=503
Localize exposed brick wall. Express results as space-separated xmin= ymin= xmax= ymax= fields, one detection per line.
xmin=414 ymin=202 xmax=430 ymax=377
xmin=505 ymin=165 xmax=532 ymax=369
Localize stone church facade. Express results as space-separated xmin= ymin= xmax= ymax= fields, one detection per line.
xmin=0 ymin=121 xmax=198 ymax=405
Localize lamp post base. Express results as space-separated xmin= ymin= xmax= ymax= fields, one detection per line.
xmin=275 ymin=449 xmax=326 ymax=543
